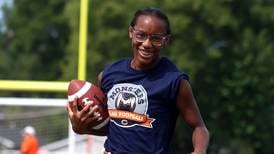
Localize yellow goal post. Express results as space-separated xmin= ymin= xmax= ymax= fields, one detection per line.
xmin=0 ymin=0 xmax=89 ymax=92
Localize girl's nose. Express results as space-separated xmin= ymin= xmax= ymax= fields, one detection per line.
xmin=142 ymin=37 xmax=153 ymax=48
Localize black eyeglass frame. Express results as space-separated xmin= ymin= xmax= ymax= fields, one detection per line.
xmin=130 ymin=27 xmax=169 ymax=47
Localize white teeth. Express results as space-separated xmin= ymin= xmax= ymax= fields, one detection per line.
xmin=139 ymin=49 xmax=152 ymax=58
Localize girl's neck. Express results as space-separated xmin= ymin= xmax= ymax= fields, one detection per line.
xmin=130 ymin=58 xmax=160 ymax=71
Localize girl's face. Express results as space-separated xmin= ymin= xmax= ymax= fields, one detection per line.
xmin=129 ymin=15 xmax=169 ymax=70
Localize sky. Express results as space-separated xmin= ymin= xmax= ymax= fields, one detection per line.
xmin=0 ymin=0 xmax=13 ymax=32
xmin=0 ymin=0 xmax=13 ymax=20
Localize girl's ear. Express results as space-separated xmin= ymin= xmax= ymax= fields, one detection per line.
xmin=129 ymin=27 xmax=133 ymax=38
xmin=163 ymin=35 xmax=171 ymax=47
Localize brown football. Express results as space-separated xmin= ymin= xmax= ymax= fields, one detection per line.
xmin=67 ymin=79 xmax=109 ymax=130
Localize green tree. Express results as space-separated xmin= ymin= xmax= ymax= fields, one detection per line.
xmin=1 ymin=0 xmax=69 ymax=81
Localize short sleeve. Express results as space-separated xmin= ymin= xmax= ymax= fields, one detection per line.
xmin=170 ymin=72 xmax=189 ymax=102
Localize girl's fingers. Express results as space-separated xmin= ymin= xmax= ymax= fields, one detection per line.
xmin=71 ymin=97 xmax=79 ymax=113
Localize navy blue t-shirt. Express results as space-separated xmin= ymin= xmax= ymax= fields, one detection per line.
xmin=101 ymin=57 xmax=189 ymax=154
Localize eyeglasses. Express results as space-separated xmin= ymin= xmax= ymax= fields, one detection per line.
xmin=131 ymin=27 xmax=168 ymax=47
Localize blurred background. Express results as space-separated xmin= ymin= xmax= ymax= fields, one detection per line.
xmin=0 ymin=0 xmax=274 ymax=154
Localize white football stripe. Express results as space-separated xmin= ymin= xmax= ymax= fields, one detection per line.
xmin=67 ymin=82 xmax=92 ymax=102
xmin=92 ymin=117 xmax=110 ymax=130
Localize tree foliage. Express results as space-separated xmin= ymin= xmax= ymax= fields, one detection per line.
xmin=1 ymin=0 xmax=69 ymax=81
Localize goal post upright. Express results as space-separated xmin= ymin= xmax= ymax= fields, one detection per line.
xmin=78 ymin=0 xmax=89 ymax=81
